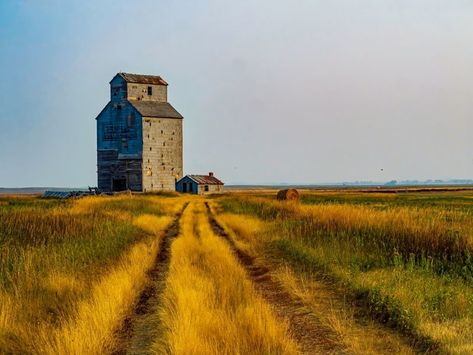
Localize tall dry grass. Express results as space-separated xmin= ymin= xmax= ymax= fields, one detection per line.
xmin=0 ymin=195 xmax=175 ymax=354
xmin=220 ymin=196 xmax=473 ymax=273
xmin=274 ymin=265 xmax=416 ymax=355
xmin=155 ymin=201 xmax=298 ymax=354
xmin=3 ymin=234 xmax=162 ymax=353
xmin=210 ymin=211 xmax=263 ymax=256
xmin=219 ymin=193 xmax=473 ymax=353
xmin=216 ymin=212 xmax=414 ymax=354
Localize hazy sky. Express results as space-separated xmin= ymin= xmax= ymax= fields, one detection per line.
xmin=1 ymin=0 xmax=472 ymax=186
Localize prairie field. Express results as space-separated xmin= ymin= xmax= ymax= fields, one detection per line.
xmin=1 ymin=189 xmax=473 ymax=354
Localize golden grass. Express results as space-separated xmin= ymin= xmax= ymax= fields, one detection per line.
xmin=273 ymin=266 xmax=415 ymax=355
xmin=222 ymin=195 xmax=473 ymax=265
xmin=210 ymin=211 xmax=264 ymax=257
xmin=421 ymin=319 xmax=473 ymax=354
xmin=0 ymin=214 xmax=171 ymax=354
xmin=7 ymin=192 xmax=472 ymax=353
xmin=215 ymin=211 xmax=415 ymax=354
xmin=155 ymin=201 xmax=298 ymax=354
xmin=0 ymin=195 xmax=175 ymax=354
xmin=35 ymin=235 xmax=161 ymax=354
xmin=134 ymin=214 xmax=172 ymax=235
xmin=219 ymin=194 xmax=473 ymax=354
xmin=354 ymin=267 xmax=473 ymax=354
xmin=216 ymin=212 xmax=263 ymax=241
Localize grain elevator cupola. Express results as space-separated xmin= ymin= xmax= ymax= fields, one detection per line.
xmin=95 ymin=72 xmax=183 ymax=192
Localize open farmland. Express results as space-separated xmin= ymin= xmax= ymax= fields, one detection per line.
xmin=1 ymin=190 xmax=473 ymax=354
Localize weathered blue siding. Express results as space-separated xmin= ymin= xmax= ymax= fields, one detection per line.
xmin=96 ymin=101 xmax=143 ymax=192
xmin=110 ymin=75 xmax=128 ymax=103
xmin=175 ymin=176 xmax=198 ymax=194
xmin=97 ymin=102 xmax=143 ymax=153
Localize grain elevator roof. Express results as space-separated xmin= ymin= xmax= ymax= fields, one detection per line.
xmin=117 ymin=72 xmax=168 ymax=86
xmin=130 ymin=101 xmax=183 ymax=119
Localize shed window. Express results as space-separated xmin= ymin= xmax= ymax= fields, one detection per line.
xmin=147 ymin=86 xmax=152 ymax=95
xmin=204 ymin=185 xmax=209 ymax=192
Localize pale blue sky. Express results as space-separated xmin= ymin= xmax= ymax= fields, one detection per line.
xmin=0 ymin=0 xmax=472 ymax=186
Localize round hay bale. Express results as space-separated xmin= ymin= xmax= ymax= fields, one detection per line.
xmin=276 ymin=189 xmax=299 ymax=201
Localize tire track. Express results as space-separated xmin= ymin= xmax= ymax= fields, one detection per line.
xmin=113 ymin=203 xmax=188 ymax=355
xmin=205 ymin=202 xmax=345 ymax=354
